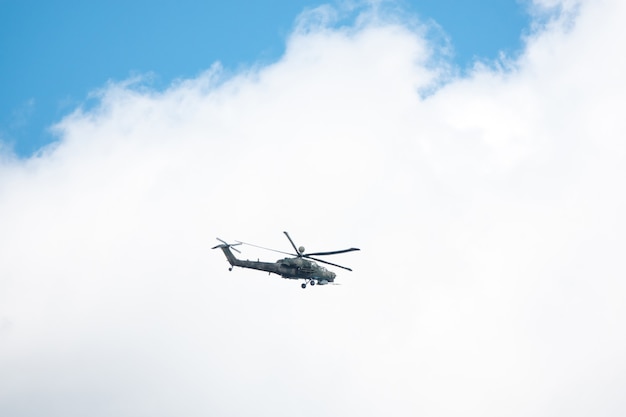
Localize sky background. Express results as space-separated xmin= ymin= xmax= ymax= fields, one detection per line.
xmin=1 ymin=0 xmax=529 ymax=156
xmin=2 ymin=1 xmax=626 ymax=416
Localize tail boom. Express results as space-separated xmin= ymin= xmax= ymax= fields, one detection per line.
xmin=213 ymin=242 xmax=282 ymax=275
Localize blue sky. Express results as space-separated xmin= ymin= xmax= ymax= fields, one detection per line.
xmin=1 ymin=0 xmax=528 ymax=157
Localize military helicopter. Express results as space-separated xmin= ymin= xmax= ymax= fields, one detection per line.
xmin=213 ymin=231 xmax=360 ymax=288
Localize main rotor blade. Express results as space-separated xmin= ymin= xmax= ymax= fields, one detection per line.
xmin=236 ymin=240 xmax=293 ymax=256
xmin=283 ymin=231 xmax=300 ymax=256
xmin=305 ymin=256 xmax=353 ymax=271
xmin=305 ymin=248 xmax=360 ymax=256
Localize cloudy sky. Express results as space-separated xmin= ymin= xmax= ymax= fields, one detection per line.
xmin=0 ymin=0 xmax=529 ymax=156
xmin=2 ymin=0 xmax=626 ymax=416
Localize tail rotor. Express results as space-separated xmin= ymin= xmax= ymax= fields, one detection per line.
xmin=212 ymin=238 xmax=242 ymax=253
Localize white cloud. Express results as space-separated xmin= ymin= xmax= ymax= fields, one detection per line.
xmin=2 ymin=1 xmax=626 ymax=416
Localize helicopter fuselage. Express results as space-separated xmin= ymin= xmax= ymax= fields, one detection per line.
xmin=217 ymin=245 xmax=337 ymax=284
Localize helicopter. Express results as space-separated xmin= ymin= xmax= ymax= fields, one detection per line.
xmin=212 ymin=231 xmax=360 ymax=288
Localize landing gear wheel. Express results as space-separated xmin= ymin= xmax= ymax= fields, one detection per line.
xmin=310 ymin=280 xmax=316 ymax=286
xmin=301 ymin=283 xmax=307 ymax=289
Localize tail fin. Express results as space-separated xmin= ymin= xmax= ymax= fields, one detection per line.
xmin=212 ymin=238 xmax=242 ymax=267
